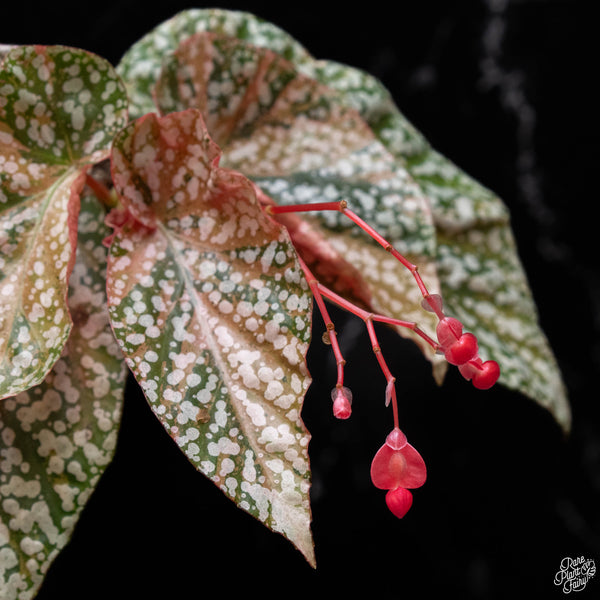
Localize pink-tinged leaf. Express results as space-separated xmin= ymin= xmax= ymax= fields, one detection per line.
xmin=156 ymin=32 xmax=374 ymax=174
xmin=0 ymin=192 xmax=126 ymax=597
xmin=116 ymin=8 xmax=314 ymax=120
xmin=106 ymin=109 xmax=315 ymax=566
xmin=0 ymin=46 xmax=128 ymax=399
xmin=154 ymin=32 xmax=444 ymax=374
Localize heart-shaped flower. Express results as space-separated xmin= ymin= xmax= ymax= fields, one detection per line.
xmin=459 ymin=358 xmax=501 ymax=390
xmin=370 ymin=428 xmax=427 ymax=490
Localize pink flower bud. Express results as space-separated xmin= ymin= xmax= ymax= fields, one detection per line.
xmin=444 ymin=332 xmax=478 ymax=365
xmin=331 ymin=386 xmax=352 ymax=419
xmin=459 ymin=358 xmax=500 ymax=389
xmin=471 ymin=360 xmax=500 ymax=390
xmin=385 ymin=487 xmax=413 ymax=518
xmin=436 ymin=316 xmax=463 ymax=347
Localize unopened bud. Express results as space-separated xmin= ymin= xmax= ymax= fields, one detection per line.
xmin=331 ymin=386 xmax=352 ymax=419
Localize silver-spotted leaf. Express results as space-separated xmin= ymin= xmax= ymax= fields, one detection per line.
xmin=106 ymin=109 xmax=315 ymax=565
xmin=0 ymin=45 xmax=17 ymax=64
xmin=0 ymin=45 xmax=128 ymax=399
xmin=118 ymin=9 xmax=569 ymax=429
xmin=117 ymin=8 xmax=313 ymax=121
xmin=154 ymin=31 xmax=445 ymax=371
xmin=0 ymin=192 xmax=127 ymax=598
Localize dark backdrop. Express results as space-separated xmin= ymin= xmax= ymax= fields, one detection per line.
xmin=3 ymin=2 xmax=597 ymax=599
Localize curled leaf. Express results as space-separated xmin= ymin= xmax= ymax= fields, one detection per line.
xmin=0 ymin=45 xmax=128 ymax=399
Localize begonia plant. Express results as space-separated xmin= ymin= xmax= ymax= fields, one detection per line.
xmin=0 ymin=9 xmax=568 ymax=597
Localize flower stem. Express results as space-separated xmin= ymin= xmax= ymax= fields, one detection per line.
xmin=268 ymin=199 xmax=433 ymax=299
xmin=297 ymin=257 xmax=346 ymax=388
xmin=316 ymin=281 xmax=439 ymax=352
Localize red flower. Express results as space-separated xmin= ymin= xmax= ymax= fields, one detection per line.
xmin=370 ymin=428 xmax=426 ymax=518
xmin=386 ymin=487 xmax=413 ymax=519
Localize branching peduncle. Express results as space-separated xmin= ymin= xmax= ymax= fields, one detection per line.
xmin=267 ymin=199 xmax=442 ymax=314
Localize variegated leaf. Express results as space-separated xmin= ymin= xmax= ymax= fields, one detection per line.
xmin=0 ymin=192 xmax=126 ymax=598
xmin=0 ymin=45 xmax=128 ymax=399
xmin=106 ymin=109 xmax=315 ymax=565
xmin=118 ymin=9 xmax=569 ymax=429
xmin=154 ymin=31 xmax=445 ymax=373
xmin=116 ymin=8 xmax=313 ymax=121
xmin=117 ymin=11 xmax=443 ymax=362
xmin=0 ymin=45 xmax=17 ymax=64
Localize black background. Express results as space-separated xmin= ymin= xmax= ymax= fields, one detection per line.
xmin=3 ymin=1 xmax=597 ymax=598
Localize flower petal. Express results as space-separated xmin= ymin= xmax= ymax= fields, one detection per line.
xmin=370 ymin=440 xmax=427 ymax=490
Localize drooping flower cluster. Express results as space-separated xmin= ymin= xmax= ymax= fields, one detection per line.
xmin=422 ymin=293 xmax=501 ymax=390
xmin=267 ymin=199 xmax=500 ymax=519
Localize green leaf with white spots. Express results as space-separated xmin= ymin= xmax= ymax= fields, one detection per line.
xmin=116 ymin=8 xmax=313 ymax=121
xmin=137 ymin=9 xmax=568 ymax=430
xmin=0 ymin=45 xmax=128 ymax=400
xmin=153 ymin=31 xmax=445 ymax=373
xmin=0 ymin=45 xmax=18 ymax=64
xmin=118 ymin=11 xmax=444 ymax=366
xmin=0 ymin=192 xmax=126 ymax=598
xmin=410 ymin=150 xmax=570 ymax=431
xmin=118 ymin=8 xmax=568 ymax=428
xmin=106 ymin=109 xmax=315 ymax=566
